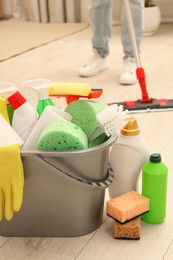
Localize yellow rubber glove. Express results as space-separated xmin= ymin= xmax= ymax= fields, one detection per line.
xmin=0 ymin=144 xmax=24 ymax=221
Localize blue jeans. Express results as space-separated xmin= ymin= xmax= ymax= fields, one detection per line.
xmin=88 ymin=0 xmax=144 ymax=59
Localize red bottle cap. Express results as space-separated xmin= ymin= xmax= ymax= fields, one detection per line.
xmin=7 ymin=91 xmax=27 ymax=110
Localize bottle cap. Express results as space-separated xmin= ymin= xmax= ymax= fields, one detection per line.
xmin=150 ymin=153 xmax=161 ymax=163
xmin=7 ymin=91 xmax=27 ymax=110
xmin=121 ymin=117 xmax=140 ymax=136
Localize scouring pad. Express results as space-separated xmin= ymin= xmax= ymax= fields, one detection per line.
xmin=37 ymin=120 xmax=88 ymax=151
xmin=65 ymin=100 xmax=108 ymax=137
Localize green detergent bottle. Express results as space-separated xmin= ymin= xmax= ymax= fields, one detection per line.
xmin=142 ymin=153 xmax=168 ymax=224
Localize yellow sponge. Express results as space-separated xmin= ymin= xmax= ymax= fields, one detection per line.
xmin=48 ymin=82 xmax=91 ymax=97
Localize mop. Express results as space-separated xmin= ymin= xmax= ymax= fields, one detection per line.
xmin=111 ymin=0 xmax=173 ymax=113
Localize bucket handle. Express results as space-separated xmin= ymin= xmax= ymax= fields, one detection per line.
xmin=33 ymin=155 xmax=114 ymax=189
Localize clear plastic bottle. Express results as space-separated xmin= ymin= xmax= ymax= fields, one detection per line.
xmin=109 ymin=116 xmax=150 ymax=198
xmin=142 ymin=153 xmax=168 ymax=224
xmin=8 ymin=91 xmax=38 ymax=141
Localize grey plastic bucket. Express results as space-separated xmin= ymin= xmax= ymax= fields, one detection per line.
xmin=0 ymin=134 xmax=116 ymax=237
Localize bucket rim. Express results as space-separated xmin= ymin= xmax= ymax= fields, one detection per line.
xmin=21 ymin=133 xmax=117 ymax=157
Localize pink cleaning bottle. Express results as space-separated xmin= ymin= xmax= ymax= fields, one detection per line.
xmin=8 ymin=91 xmax=38 ymax=141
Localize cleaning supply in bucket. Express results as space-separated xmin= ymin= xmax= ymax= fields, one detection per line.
xmin=109 ymin=117 xmax=150 ymax=198
xmin=49 ymin=82 xmax=91 ymax=97
xmin=65 ymin=100 xmax=110 ymax=147
xmin=0 ymin=97 xmax=10 ymax=123
xmin=37 ymin=119 xmax=88 ymax=151
xmin=21 ymin=78 xmax=54 ymax=117
xmin=88 ymin=104 xmax=127 ymax=143
xmin=0 ymin=82 xmax=17 ymax=124
xmin=142 ymin=153 xmax=168 ymax=224
xmin=49 ymin=84 xmax=103 ymax=104
xmin=65 ymin=100 xmax=108 ymax=136
xmin=8 ymin=91 xmax=38 ymax=142
xmin=0 ymin=114 xmax=23 ymax=146
xmin=22 ymin=106 xmax=72 ymax=150
xmin=0 ymin=144 xmax=24 ymax=221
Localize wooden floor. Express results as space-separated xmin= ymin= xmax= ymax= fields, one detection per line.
xmin=0 ymin=22 xmax=173 ymax=260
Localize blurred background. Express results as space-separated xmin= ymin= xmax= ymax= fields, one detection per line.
xmin=0 ymin=0 xmax=172 ymax=24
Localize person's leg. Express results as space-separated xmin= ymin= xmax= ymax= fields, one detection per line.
xmin=89 ymin=0 xmax=112 ymax=58
xmin=119 ymin=0 xmax=144 ymax=85
xmin=79 ymin=0 xmax=112 ymax=77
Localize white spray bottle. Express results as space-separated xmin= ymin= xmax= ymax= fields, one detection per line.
xmin=108 ymin=116 xmax=150 ymax=198
xmin=0 ymin=82 xmax=38 ymax=142
xmin=21 ymin=78 xmax=54 ymax=117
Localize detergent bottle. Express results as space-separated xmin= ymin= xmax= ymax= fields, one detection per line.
xmin=0 ymin=82 xmax=17 ymax=124
xmin=21 ymin=78 xmax=54 ymax=117
xmin=142 ymin=153 xmax=168 ymax=224
xmin=8 ymin=90 xmax=38 ymax=142
xmin=109 ymin=116 xmax=150 ymax=198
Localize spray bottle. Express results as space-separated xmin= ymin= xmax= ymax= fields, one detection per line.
xmin=109 ymin=116 xmax=150 ymax=198
xmin=21 ymin=78 xmax=54 ymax=117
xmin=0 ymin=82 xmax=38 ymax=142
xmin=8 ymin=92 xmax=38 ymax=142
xmin=0 ymin=82 xmax=17 ymax=124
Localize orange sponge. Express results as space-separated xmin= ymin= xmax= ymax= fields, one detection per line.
xmin=114 ymin=216 xmax=141 ymax=240
xmin=107 ymin=191 xmax=149 ymax=223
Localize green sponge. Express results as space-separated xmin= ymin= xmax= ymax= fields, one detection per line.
xmin=65 ymin=100 xmax=108 ymax=136
xmin=37 ymin=120 xmax=88 ymax=151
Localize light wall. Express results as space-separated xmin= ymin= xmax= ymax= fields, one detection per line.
xmin=112 ymin=0 xmax=173 ymax=24
xmin=1 ymin=0 xmax=173 ymax=22
xmin=156 ymin=0 xmax=173 ymax=21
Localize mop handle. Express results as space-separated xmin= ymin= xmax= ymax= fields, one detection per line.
xmin=123 ymin=0 xmax=151 ymax=102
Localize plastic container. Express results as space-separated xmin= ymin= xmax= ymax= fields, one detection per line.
xmin=109 ymin=116 xmax=150 ymax=198
xmin=0 ymin=134 xmax=116 ymax=237
xmin=21 ymin=78 xmax=54 ymax=117
xmin=36 ymin=98 xmax=54 ymax=116
xmin=22 ymin=105 xmax=72 ymax=150
xmin=142 ymin=153 xmax=168 ymax=224
xmin=0 ymin=114 xmax=23 ymax=146
xmin=8 ymin=91 xmax=38 ymax=141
